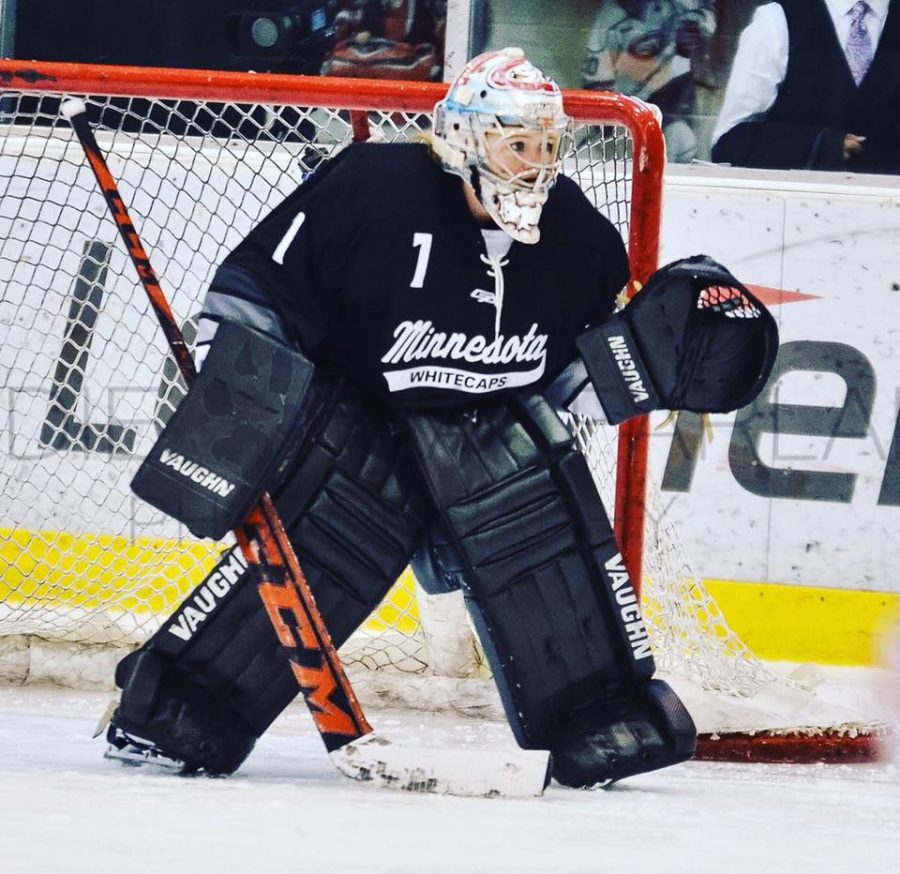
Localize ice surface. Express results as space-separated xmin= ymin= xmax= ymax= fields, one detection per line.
xmin=0 ymin=681 xmax=897 ymax=874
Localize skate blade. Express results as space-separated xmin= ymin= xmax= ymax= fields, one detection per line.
xmin=104 ymin=741 xmax=188 ymax=773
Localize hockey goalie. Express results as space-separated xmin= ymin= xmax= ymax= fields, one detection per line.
xmin=103 ymin=47 xmax=778 ymax=788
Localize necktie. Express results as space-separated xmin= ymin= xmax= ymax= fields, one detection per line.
xmin=846 ymin=1 xmax=874 ymax=85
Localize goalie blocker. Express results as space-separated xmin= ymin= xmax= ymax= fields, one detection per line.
xmin=131 ymin=319 xmax=316 ymax=540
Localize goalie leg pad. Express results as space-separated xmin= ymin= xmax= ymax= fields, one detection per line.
xmin=549 ymin=678 xmax=697 ymax=788
xmin=404 ymin=395 xmax=658 ymax=749
xmin=110 ymin=375 xmax=429 ymax=773
xmin=110 ymin=647 xmax=258 ymax=775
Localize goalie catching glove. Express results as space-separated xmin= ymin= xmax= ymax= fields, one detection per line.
xmin=575 ymin=255 xmax=778 ymax=425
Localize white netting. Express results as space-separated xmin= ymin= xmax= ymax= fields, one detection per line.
xmin=0 ymin=86 xmax=636 ymax=674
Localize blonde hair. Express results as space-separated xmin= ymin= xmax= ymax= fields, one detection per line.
xmin=416 ymin=129 xmax=442 ymax=165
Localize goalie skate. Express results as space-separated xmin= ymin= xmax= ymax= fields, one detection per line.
xmin=104 ymin=724 xmax=191 ymax=774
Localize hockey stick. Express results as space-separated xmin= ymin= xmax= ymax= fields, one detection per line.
xmin=62 ymin=98 xmax=549 ymax=797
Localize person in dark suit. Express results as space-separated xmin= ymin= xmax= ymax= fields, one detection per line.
xmin=711 ymin=1 xmax=899 ymax=174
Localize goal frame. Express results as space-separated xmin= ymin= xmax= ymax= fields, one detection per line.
xmin=0 ymin=58 xmax=661 ymax=590
xmin=3 ymin=60 xmax=880 ymax=765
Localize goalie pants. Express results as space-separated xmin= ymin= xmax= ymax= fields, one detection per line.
xmin=113 ymin=380 xmax=693 ymax=777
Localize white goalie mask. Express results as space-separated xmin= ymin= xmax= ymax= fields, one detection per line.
xmin=432 ymin=47 xmax=573 ymax=244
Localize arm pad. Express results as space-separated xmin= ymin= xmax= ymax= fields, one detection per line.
xmin=575 ymin=255 xmax=778 ymax=425
xmin=131 ymin=320 xmax=315 ymax=539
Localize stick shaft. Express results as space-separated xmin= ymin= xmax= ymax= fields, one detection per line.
xmin=65 ymin=101 xmax=371 ymax=751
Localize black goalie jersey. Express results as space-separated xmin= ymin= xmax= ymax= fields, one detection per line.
xmin=206 ymin=141 xmax=629 ymax=409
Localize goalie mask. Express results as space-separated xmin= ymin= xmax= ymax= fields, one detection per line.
xmin=432 ymin=47 xmax=573 ymax=244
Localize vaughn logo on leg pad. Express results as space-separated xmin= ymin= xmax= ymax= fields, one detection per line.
xmin=604 ymin=552 xmax=653 ymax=661
xmin=159 ymin=449 xmax=236 ymax=498
xmin=165 ymin=547 xmax=248 ymax=642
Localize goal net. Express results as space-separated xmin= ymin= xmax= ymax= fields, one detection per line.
xmin=0 ymin=61 xmax=881 ymax=761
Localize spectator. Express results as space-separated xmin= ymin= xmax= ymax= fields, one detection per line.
xmin=582 ymin=1 xmax=716 ymax=163
xmin=712 ymin=0 xmax=899 ymax=173
xmin=321 ymin=0 xmax=446 ymax=80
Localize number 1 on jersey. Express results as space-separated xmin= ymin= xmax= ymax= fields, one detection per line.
xmin=272 ymin=212 xmax=307 ymax=265
xmin=410 ymin=232 xmax=433 ymax=289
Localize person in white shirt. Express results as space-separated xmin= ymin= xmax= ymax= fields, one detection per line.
xmin=711 ymin=0 xmax=898 ymax=173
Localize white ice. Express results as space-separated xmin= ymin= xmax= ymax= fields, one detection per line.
xmin=1 ymin=676 xmax=898 ymax=874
